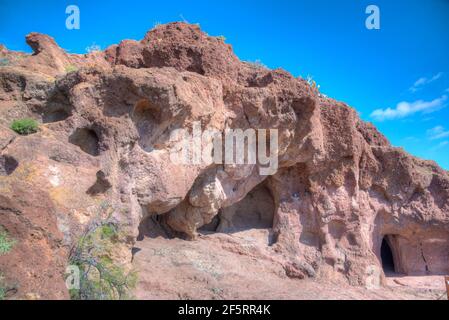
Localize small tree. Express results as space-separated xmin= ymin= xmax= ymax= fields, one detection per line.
xmin=67 ymin=205 xmax=137 ymax=300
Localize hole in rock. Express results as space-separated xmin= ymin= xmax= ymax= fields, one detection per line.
xmin=41 ymin=91 xmax=74 ymax=123
xmin=0 ymin=155 xmax=19 ymax=176
xmin=132 ymin=99 xmax=161 ymax=152
xmin=87 ymin=171 xmax=111 ymax=195
xmin=185 ymin=49 xmax=206 ymax=75
xmin=299 ymin=231 xmax=320 ymax=247
xmin=69 ymin=128 xmax=100 ymax=156
xmin=43 ymin=108 xmax=71 ymax=123
xmin=137 ymin=214 xmax=172 ymax=240
xmin=381 ymin=236 xmax=395 ymax=274
xmin=213 ymin=182 xmax=275 ymax=234
xmin=198 ymin=215 xmax=220 ymax=233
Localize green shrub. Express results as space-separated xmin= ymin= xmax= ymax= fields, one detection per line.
xmin=0 ymin=58 xmax=10 ymax=66
xmin=65 ymin=64 xmax=78 ymax=73
xmin=68 ymin=210 xmax=137 ymax=300
xmin=10 ymin=118 xmax=39 ymax=135
xmin=0 ymin=229 xmax=16 ymax=255
xmin=100 ymin=224 xmax=117 ymax=240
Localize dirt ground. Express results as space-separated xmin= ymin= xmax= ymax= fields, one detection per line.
xmin=132 ymin=229 xmax=447 ymax=300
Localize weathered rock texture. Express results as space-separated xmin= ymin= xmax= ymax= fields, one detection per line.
xmin=0 ymin=22 xmax=448 ymax=299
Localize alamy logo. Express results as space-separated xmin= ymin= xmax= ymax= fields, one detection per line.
xmin=169 ymin=122 xmax=279 ymax=176
xmin=365 ymin=5 xmax=380 ymax=30
xmin=66 ymin=5 xmax=80 ymax=30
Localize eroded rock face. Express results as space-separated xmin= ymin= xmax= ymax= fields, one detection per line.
xmin=0 ymin=22 xmax=448 ymax=298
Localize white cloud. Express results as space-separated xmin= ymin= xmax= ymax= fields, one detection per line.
xmin=370 ymin=95 xmax=447 ymax=121
xmin=427 ymin=126 xmax=449 ymax=140
xmin=430 ymin=140 xmax=449 ymax=151
xmin=409 ymin=72 xmax=443 ymax=93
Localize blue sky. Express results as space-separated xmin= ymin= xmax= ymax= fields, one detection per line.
xmin=1 ymin=0 xmax=448 ymax=169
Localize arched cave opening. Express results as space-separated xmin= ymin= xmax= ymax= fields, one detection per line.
xmin=43 ymin=108 xmax=71 ymax=123
xmin=381 ymin=236 xmax=395 ymax=274
xmin=200 ymin=182 xmax=275 ymax=235
xmin=135 ymin=181 xmax=277 ymax=248
xmin=137 ymin=214 xmax=171 ymax=240
xmin=69 ymin=128 xmax=100 ymax=156
xmin=39 ymin=90 xmax=74 ymax=124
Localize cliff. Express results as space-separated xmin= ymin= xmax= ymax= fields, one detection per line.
xmin=0 ymin=22 xmax=448 ymax=299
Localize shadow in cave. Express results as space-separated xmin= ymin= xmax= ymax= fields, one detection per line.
xmin=381 ymin=237 xmax=395 ymax=276
xmin=132 ymin=214 xmax=172 ymax=261
xmin=200 ymin=183 xmax=275 ymax=234
xmin=69 ymin=128 xmax=100 ymax=156
xmin=0 ymin=155 xmax=19 ymax=176
xmin=136 ymin=214 xmax=173 ymax=241
xmin=198 ymin=182 xmax=277 ymax=245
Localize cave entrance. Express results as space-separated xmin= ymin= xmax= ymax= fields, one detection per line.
xmin=43 ymin=109 xmax=71 ymax=123
xmin=69 ymin=128 xmax=100 ymax=156
xmin=200 ymin=182 xmax=275 ymax=235
xmin=381 ymin=236 xmax=395 ymax=274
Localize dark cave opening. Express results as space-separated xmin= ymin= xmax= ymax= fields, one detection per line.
xmin=69 ymin=128 xmax=100 ymax=156
xmin=137 ymin=213 xmax=174 ymax=241
xmin=199 ymin=182 xmax=275 ymax=237
xmin=43 ymin=109 xmax=71 ymax=123
xmin=220 ymin=184 xmax=274 ymax=233
xmin=381 ymin=236 xmax=395 ymax=274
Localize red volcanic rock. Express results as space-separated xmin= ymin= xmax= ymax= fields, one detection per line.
xmin=26 ymin=32 xmax=61 ymax=55
xmin=0 ymin=22 xmax=448 ymax=299
xmin=0 ymin=185 xmax=69 ymax=299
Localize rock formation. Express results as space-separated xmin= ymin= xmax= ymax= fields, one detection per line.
xmin=0 ymin=22 xmax=448 ymax=299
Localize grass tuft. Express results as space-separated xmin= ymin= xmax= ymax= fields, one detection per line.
xmin=10 ymin=118 xmax=39 ymax=135
xmin=0 ymin=229 xmax=16 ymax=255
